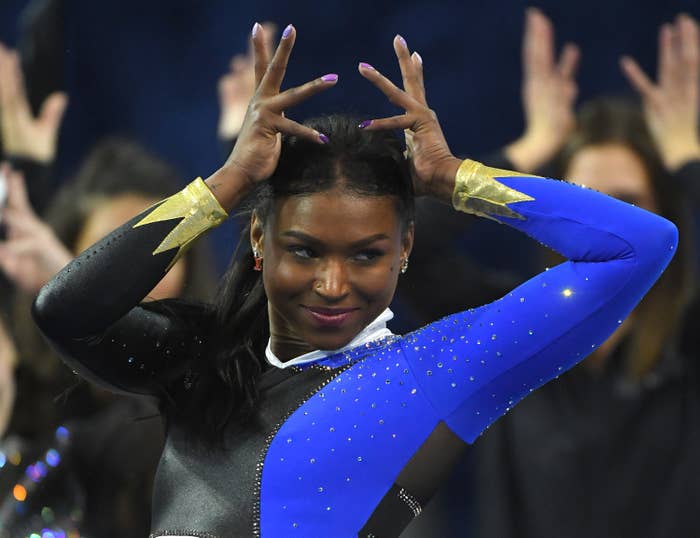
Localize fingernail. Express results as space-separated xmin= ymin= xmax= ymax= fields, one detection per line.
xmin=322 ymin=73 xmax=338 ymax=82
xmin=396 ymin=34 xmax=407 ymax=47
xmin=282 ymin=24 xmax=293 ymax=39
xmin=358 ymin=120 xmax=372 ymax=129
xmin=359 ymin=62 xmax=374 ymax=70
xmin=413 ymin=51 xmax=423 ymax=65
xmin=252 ymin=22 xmax=261 ymax=37
xmin=319 ymin=133 xmax=329 ymax=144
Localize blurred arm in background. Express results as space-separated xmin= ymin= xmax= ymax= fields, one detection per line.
xmin=0 ymin=43 xmax=66 ymax=215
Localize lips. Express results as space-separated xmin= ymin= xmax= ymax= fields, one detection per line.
xmin=302 ymin=306 xmax=359 ymax=328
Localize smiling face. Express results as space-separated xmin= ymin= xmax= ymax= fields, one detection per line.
xmin=251 ymin=186 xmax=413 ymax=361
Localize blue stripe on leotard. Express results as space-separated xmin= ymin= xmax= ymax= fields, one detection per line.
xmin=260 ymin=175 xmax=678 ymax=536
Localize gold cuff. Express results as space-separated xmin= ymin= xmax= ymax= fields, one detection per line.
xmin=133 ymin=177 xmax=228 ymax=268
xmin=452 ymin=159 xmax=535 ymax=221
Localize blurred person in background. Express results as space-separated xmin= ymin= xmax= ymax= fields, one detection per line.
xmin=467 ymin=10 xmax=699 ymax=538
xmin=0 ymin=33 xmax=217 ymax=537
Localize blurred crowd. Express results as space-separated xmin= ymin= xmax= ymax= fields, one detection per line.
xmin=0 ymin=4 xmax=699 ymax=538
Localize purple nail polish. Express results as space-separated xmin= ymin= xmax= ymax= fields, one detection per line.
xmin=252 ymin=22 xmax=261 ymax=37
xmin=359 ymin=62 xmax=374 ymax=70
xmin=282 ymin=24 xmax=293 ymax=39
xmin=396 ymin=34 xmax=407 ymax=47
xmin=358 ymin=120 xmax=372 ymax=129
xmin=413 ymin=52 xmax=423 ymax=65
xmin=319 ymin=133 xmax=330 ymax=144
xmin=321 ymin=73 xmax=338 ymax=82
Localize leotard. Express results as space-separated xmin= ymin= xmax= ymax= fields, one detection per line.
xmin=33 ymin=164 xmax=677 ymax=537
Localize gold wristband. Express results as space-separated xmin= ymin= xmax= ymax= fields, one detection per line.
xmin=452 ymin=159 xmax=535 ymax=221
xmin=134 ymin=177 xmax=228 ymax=268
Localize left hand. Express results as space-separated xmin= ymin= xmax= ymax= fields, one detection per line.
xmin=358 ymin=35 xmax=460 ymax=200
xmin=0 ymin=163 xmax=72 ymax=293
xmin=0 ymin=44 xmax=67 ymax=163
xmin=621 ymin=14 xmax=700 ymax=171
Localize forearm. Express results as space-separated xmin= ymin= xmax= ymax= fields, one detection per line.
xmin=33 ymin=177 xmax=228 ymax=339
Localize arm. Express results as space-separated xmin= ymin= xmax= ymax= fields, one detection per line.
xmin=33 ymin=23 xmax=337 ymax=395
xmin=359 ymin=35 xmax=675 ymax=443
xmin=401 ymin=159 xmax=677 ymax=442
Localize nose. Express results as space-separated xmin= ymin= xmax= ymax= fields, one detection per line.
xmin=314 ymin=259 xmax=350 ymax=301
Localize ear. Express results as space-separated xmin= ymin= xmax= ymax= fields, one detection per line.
xmin=401 ymin=221 xmax=414 ymax=261
xmin=250 ymin=211 xmax=265 ymax=254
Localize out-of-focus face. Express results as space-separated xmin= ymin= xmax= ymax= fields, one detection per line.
xmin=73 ymin=194 xmax=187 ymax=300
xmin=565 ymin=143 xmax=659 ymax=367
xmin=252 ymin=187 xmax=413 ymax=361
xmin=565 ymin=143 xmax=658 ymax=213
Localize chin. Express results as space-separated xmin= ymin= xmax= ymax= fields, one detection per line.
xmin=305 ymin=330 xmax=358 ymax=352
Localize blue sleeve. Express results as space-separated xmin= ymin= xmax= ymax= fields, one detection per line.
xmin=400 ymin=175 xmax=678 ymax=443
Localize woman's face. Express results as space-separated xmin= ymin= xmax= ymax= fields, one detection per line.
xmin=252 ymin=187 xmax=413 ymax=360
xmin=565 ymin=143 xmax=658 ymax=213
xmin=73 ymin=194 xmax=187 ymax=300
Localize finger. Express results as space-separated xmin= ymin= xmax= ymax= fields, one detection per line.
xmin=267 ymin=73 xmax=338 ymax=111
xmin=678 ymin=14 xmax=699 ymax=84
xmin=4 ymin=165 xmax=31 ymax=211
xmin=38 ymin=91 xmax=68 ymax=129
xmin=620 ymin=56 xmax=659 ymax=101
xmin=558 ymin=42 xmax=580 ymax=80
xmin=259 ymin=24 xmax=296 ymax=95
xmin=658 ymin=23 xmax=676 ymax=88
xmin=359 ymin=114 xmax=415 ymax=132
xmin=410 ymin=52 xmax=427 ymax=105
xmin=393 ymin=34 xmax=423 ymax=101
xmin=261 ymin=22 xmax=278 ymax=59
xmin=358 ymin=62 xmax=417 ymax=110
xmin=6 ymin=51 xmax=31 ymax=115
xmin=524 ymin=7 xmax=555 ymax=77
xmin=273 ymin=115 xmax=328 ymax=144
xmin=252 ymin=22 xmax=270 ymax=88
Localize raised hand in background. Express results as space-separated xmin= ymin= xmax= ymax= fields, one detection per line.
xmin=505 ymin=8 xmax=579 ymax=173
xmin=0 ymin=44 xmax=67 ymax=163
xmin=218 ymin=23 xmax=277 ymax=141
xmin=621 ymin=14 xmax=700 ymax=172
xmin=0 ymin=163 xmax=71 ymax=293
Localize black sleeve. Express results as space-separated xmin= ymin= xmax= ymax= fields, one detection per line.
xmin=32 ymin=207 xmax=208 ymax=397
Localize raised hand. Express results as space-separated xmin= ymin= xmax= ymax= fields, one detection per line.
xmin=0 ymin=44 xmax=67 ymax=163
xmin=218 ymin=22 xmax=277 ymax=140
xmin=358 ymin=35 xmax=460 ymax=200
xmin=217 ymin=23 xmax=337 ymax=201
xmin=621 ymin=14 xmax=700 ymax=171
xmin=505 ymin=8 xmax=579 ymax=173
xmin=0 ymin=163 xmax=72 ymax=293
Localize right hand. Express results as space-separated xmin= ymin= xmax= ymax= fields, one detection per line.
xmin=0 ymin=43 xmax=67 ymax=163
xmin=223 ymin=23 xmax=338 ymax=187
xmin=0 ymin=163 xmax=72 ymax=293
xmin=218 ymin=22 xmax=277 ymax=140
xmin=505 ymin=8 xmax=579 ymax=173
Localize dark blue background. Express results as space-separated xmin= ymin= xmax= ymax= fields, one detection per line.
xmin=1 ymin=0 xmax=699 ymax=271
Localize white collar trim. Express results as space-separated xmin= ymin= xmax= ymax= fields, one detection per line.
xmin=265 ymin=308 xmax=395 ymax=369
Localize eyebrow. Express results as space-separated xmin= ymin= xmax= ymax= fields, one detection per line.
xmin=281 ymin=230 xmax=390 ymax=248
